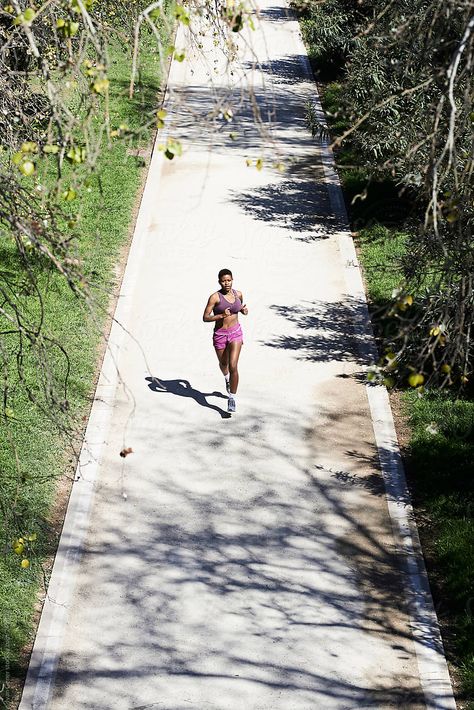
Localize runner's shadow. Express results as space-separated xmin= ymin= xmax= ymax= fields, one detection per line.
xmin=145 ymin=377 xmax=231 ymax=419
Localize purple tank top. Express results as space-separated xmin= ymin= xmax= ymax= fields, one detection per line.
xmin=213 ymin=289 xmax=242 ymax=315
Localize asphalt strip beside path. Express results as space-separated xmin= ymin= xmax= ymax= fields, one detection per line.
xmin=20 ymin=1 xmax=456 ymax=709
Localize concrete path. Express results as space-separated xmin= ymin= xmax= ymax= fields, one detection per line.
xmin=21 ymin=2 xmax=456 ymax=709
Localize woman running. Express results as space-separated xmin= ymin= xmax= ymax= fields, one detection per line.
xmin=203 ymin=268 xmax=248 ymax=413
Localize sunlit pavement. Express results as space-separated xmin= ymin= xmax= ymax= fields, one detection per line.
xmin=20 ymin=2 xmax=455 ymax=709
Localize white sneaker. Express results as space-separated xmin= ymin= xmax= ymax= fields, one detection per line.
xmin=227 ymin=397 xmax=236 ymax=413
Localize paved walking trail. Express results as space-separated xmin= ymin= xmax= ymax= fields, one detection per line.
xmin=21 ymin=2 xmax=456 ymax=709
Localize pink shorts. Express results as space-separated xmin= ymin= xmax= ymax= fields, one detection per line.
xmin=213 ymin=323 xmax=243 ymax=350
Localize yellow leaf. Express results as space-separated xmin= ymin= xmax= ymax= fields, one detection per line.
xmin=156 ymin=109 xmax=167 ymax=129
xmin=23 ymin=7 xmax=35 ymax=22
xmin=28 ymin=533 xmax=37 ymax=541
xmin=430 ymin=326 xmax=440 ymax=336
xmin=21 ymin=559 xmax=30 ymax=569
xmin=21 ymin=141 xmax=38 ymax=153
xmin=440 ymin=364 xmax=451 ymax=374
xmin=255 ymin=158 xmax=263 ymax=171
xmin=92 ymin=78 xmax=109 ymax=94
xmin=408 ymin=373 xmax=424 ymax=387
xmin=62 ymin=188 xmax=77 ymax=201
xmin=19 ymin=160 xmax=35 ymax=176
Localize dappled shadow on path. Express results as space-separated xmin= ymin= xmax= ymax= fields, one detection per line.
xmin=164 ymin=61 xmax=338 ymax=243
xmin=262 ymin=297 xmax=373 ymax=364
xmin=44 ymin=386 xmax=446 ymax=709
xmin=165 ymin=83 xmax=311 ymax=151
xmin=229 ymin=156 xmax=345 ymax=241
xmin=259 ymin=5 xmax=294 ymax=23
xmin=243 ymin=57 xmax=307 ymax=86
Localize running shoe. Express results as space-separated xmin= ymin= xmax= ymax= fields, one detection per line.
xmin=227 ymin=397 xmax=236 ymax=413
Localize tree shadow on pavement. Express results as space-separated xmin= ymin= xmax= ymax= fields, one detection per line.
xmin=42 ymin=393 xmax=450 ymax=710
xmin=259 ymin=5 xmax=294 ymax=22
xmin=243 ymin=57 xmax=308 ymax=86
xmin=145 ymin=376 xmax=230 ymax=419
xmin=229 ymin=155 xmax=346 ymax=241
xmin=165 ymin=83 xmax=314 ymax=153
xmin=262 ymin=298 xmax=374 ymax=364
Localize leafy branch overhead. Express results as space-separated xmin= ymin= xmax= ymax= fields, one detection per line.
xmin=0 ymin=0 xmax=260 ymax=425
xmin=300 ymin=0 xmax=474 ymax=388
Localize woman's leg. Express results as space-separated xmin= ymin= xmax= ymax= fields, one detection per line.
xmin=214 ymin=347 xmax=229 ymax=377
xmin=227 ymin=341 xmax=242 ymax=395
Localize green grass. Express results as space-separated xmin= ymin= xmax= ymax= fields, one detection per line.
xmin=0 ymin=26 xmax=170 ymax=707
xmin=405 ymin=391 xmax=474 ymax=700
xmin=357 ymin=225 xmax=406 ymax=304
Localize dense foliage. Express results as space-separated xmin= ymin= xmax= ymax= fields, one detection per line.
xmin=301 ymin=0 xmax=474 ymax=389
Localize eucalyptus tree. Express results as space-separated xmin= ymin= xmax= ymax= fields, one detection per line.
xmin=302 ymin=0 xmax=473 ymax=388
xmin=343 ymin=0 xmax=473 ymax=388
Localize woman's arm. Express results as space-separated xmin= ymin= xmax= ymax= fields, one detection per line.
xmin=203 ymin=293 xmax=229 ymax=322
xmin=237 ymin=291 xmax=248 ymax=316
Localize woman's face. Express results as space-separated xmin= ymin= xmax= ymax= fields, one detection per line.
xmin=219 ymin=274 xmax=233 ymax=292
